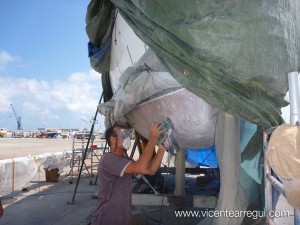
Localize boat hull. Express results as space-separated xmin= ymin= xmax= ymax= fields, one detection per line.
xmin=126 ymin=88 xmax=217 ymax=149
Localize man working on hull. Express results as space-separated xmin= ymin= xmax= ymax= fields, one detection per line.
xmin=91 ymin=122 xmax=168 ymax=225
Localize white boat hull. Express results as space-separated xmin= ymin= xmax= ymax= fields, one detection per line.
xmin=126 ymin=88 xmax=217 ymax=149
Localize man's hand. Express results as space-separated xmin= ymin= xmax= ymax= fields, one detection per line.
xmin=149 ymin=122 xmax=165 ymax=141
xmin=158 ymin=136 xmax=169 ymax=152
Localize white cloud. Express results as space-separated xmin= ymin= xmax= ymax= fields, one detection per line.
xmin=0 ymin=50 xmax=20 ymax=69
xmin=49 ymin=70 xmax=102 ymax=113
xmin=0 ymin=71 xmax=103 ymax=129
xmin=22 ymin=101 xmax=60 ymax=119
xmin=0 ymin=95 xmax=11 ymax=113
xmin=68 ymin=69 xmax=101 ymax=82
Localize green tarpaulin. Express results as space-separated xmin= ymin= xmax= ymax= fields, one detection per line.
xmin=86 ymin=0 xmax=300 ymax=127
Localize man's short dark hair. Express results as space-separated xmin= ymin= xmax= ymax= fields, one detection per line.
xmin=105 ymin=124 xmax=122 ymax=146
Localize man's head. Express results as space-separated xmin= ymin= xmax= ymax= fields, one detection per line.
xmin=105 ymin=124 xmax=131 ymax=152
xmin=105 ymin=124 xmax=119 ymax=146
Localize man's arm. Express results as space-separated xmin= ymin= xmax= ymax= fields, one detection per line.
xmin=146 ymin=138 xmax=168 ymax=174
xmin=125 ymin=123 xmax=165 ymax=175
xmin=145 ymin=149 xmax=165 ymax=175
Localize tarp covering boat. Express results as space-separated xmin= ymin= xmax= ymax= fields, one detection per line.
xmin=85 ymin=1 xmax=300 ymax=225
xmin=86 ymin=0 xmax=300 ymax=127
xmin=98 ymin=49 xmax=218 ymax=149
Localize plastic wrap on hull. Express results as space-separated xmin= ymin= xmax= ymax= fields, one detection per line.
xmin=126 ymin=88 xmax=217 ymax=150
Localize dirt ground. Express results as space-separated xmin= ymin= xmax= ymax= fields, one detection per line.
xmin=0 ymin=138 xmax=73 ymax=160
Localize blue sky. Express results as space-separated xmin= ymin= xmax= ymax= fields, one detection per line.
xmin=0 ymin=0 xmax=297 ymax=132
xmin=0 ymin=0 xmax=104 ymax=131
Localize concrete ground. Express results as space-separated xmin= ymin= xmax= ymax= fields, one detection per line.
xmin=0 ymin=137 xmax=97 ymax=225
xmin=0 ymin=138 xmax=296 ymax=225
xmin=0 ymin=169 xmax=212 ymax=225
xmin=0 ymin=172 xmax=97 ymax=225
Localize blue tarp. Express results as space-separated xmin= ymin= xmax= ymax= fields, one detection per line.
xmin=185 ymin=146 xmax=218 ymax=168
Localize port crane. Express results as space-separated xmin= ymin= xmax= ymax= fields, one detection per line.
xmin=10 ymin=104 xmax=23 ymax=130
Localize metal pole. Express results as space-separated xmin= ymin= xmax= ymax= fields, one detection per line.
xmin=266 ymin=173 xmax=285 ymax=197
xmin=130 ymin=133 xmax=140 ymax=159
xmin=263 ymin=128 xmax=273 ymax=218
xmin=288 ymin=72 xmax=300 ymax=225
xmin=174 ymin=149 xmax=185 ymax=196
xmin=288 ymin=72 xmax=300 ymax=125
xmin=68 ymin=93 xmax=103 ymax=204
